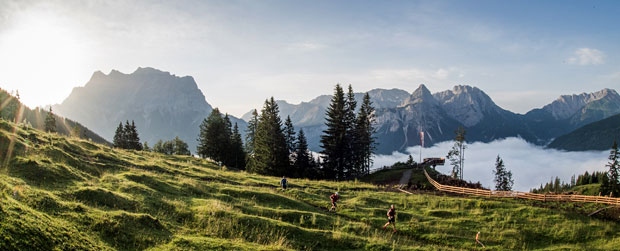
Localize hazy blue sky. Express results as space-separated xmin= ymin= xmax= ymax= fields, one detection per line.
xmin=0 ymin=0 xmax=618 ymax=116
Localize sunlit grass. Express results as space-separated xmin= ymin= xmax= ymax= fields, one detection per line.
xmin=0 ymin=119 xmax=619 ymax=250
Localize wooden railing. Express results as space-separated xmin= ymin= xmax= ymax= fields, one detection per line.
xmin=423 ymin=169 xmax=620 ymax=206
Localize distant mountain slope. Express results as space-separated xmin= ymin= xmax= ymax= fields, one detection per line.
xmin=0 ymin=88 xmax=108 ymax=144
xmin=249 ymin=84 xmax=620 ymax=154
xmin=547 ymin=113 xmax=620 ymax=151
xmin=524 ymin=89 xmax=620 ymax=143
xmin=54 ymin=67 xmax=245 ymax=153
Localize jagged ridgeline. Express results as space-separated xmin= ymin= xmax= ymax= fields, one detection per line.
xmin=0 ymin=88 xmax=108 ymax=145
xmin=1 ymin=119 xmax=620 ymax=250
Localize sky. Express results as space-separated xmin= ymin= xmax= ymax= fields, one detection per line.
xmin=373 ymin=137 xmax=610 ymax=191
xmin=0 ymin=0 xmax=619 ymax=117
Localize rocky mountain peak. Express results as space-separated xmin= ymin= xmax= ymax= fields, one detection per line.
xmin=401 ymin=84 xmax=437 ymax=106
xmin=432 ymin=85 xmax=500 ymax=127
xmin=543 ymin=88 xmax=620 ymax=120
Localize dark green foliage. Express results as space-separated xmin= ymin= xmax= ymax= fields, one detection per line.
xmin=44 ymin=107 xmax=56 ymax=133
xmin=447 ymin=126 xmax=466 ymax=179
xmin=112 ymin=120 xmax=142 ymax=150
xmin=153 ymin=137 xmax=191 ymax=155
xmin=244 ymin=109 xmax=258 ymax=155
xmin=548 ymin=114 xmax=620 ymax=151
xmin=354 ymin=92 xmax=376 ymax=176
xmin=321 ymin=85 xmax=353 ymax=180
xmin=229 ymin=123 xmax=246 ymax=170
xmin=196 ymin=109 xmax=247 ymax=169
xmin=283 ymin=116 xmax=296 ymax=155
xmin=196 ymin=108 xmax=229 ymax=163
xmin=292 ymin=129 xmax=318 ymax=178
xmin=600 ymin=141 xmax=620 ymax=197
xmin=493 ymin=155 xmax=513 ymax=191
xmin=320 ymin=85 xmax=376 ymax=180
xmin=247 ymin=98 xmax=290 ymax=176
xmin=113 ymin=122 xmax=125 ymax=148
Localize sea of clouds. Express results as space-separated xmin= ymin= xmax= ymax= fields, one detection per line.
xmin=372 ymin=137 xmax=610 ymax=192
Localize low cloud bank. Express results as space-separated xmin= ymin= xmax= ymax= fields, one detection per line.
xmin=372 ymin=137 xmax=610 ymax=192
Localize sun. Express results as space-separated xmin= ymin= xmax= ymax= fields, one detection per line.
xmin=0 ymin=10 xmax=90 ymax=108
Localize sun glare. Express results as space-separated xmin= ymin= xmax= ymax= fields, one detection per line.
xmin=0 ymin=11 xmax=89 ymax=108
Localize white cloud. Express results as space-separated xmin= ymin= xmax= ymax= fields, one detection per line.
xmin=567 ymin=48 xmax=605 ymax=65
xmin=372 ymin=137 xmax=609 ymax=192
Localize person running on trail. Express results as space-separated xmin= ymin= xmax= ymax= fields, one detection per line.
xmin=329 ymin=192 xmax=340 ymax=212
xmin=280 ymin=176 xmax=287 ymax=190
xmin=383 ymin=204 xmax=397 ymax=232
xmin=475 ymin=231 xmax=485 ymax=248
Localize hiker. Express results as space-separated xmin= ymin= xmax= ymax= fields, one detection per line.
xmin=475 ymin=231 xmax=485 ymax=248
xmin=329 ymin=192 xmax=339 ymax=212
xmin=382 ymin=204 xmax=397 ymax=232
xmin=280 ymin=176 xmax=287 ymax=190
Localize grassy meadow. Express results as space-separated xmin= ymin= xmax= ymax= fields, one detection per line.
xmin=1 ymin=120 xmax=619 ymax=250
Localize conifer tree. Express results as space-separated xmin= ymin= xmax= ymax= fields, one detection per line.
xmin=493 ymin=155 xmax=513 ymax=191
xmin=601 ymin=141 xmax=620 ymax=197
xmin=343 ymin=85 xmax=358 ymax=178
xmin=250 ymin=98 xmax=289 ymax=175
xmin=293 ymin=129 xmax=312 ymax=178
xmin=172 ymin=136 xmax=191 ymax=155
xmin=196 ymin=108 xmax=230 ymax=164
xmin=113 ymin=122 xmax=125 ymax=148
xmin=284 ymin=116 xmax=296 ymax=155
xmin=320 ymin=84 xmax=348 ymax=180
xmin=130 ymin=121 xmax=142 ymax=150
xmin=245 ymin=109 xmax=259 ymax=171
xmin=143 ymin=142 xmax=151 ymax=152
xmin=230 ymin=123 xmax=247 ymax=170
xmin=44 ymin=107 xmax=56 ymax=133
xmin=354 ymin=92 xmax=376 ymax=176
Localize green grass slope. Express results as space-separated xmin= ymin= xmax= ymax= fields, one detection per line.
xmin=548 ymin=113 xmax=620 ymax=151
xmin=1 ymin=120 xmax=620 ymax=250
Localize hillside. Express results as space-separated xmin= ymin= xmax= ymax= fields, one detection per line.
xmin=0 ymin=88 xmax=108 ymax=145
xmin=548 ymin=113 xmax=620 ymax=151
xmin=1 ymin=120 xmax=620 ymax=250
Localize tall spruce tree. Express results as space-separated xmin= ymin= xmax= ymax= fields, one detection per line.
xmin=44 ymin=107 xmax=56 ymax=133
xmin=284 ymin=116 xmax=296 ymax=155
xmin=493 ymin=155 xmax=513 ymax=191
xmin=245 ymin=109 xmax=259 ymax=154
xmin=354 ymin=92 xmax=376 ymax=176
xmin=196 ymin=108 xmax=230 ymax=164
xmin=293 ymin=129 xmax=312 ymax=178
xmin=230 ymin=123 xmax=247 ymax=170
xmin=320 ymin=84 xmax=348 ymax=180
xmin=113 ymin=122 xmax=125 ymax=148
xmin=250 ymin=98 xmax=289 ymax=176
xmin=129 ymin=121 xmax=142 ymax=150
xmin=343 ymin=85 xmax=358 ymax=178
xmin=245 ymin=109 xmax=259 ymax=170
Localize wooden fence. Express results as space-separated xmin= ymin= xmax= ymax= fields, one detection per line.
xmin=423 ymin=169 xmax=620 ymax=206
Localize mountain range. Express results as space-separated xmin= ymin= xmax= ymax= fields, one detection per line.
xmin=53 ymin=67 xmax=246 ymax=153
xmin=244 ymin=84 xmax=620 ymax=154
xmin=50 ymin=67 xmax=619 ymax=155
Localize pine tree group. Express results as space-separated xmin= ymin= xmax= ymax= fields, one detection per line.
xmin=196 ymin=108 xmax=246 ymax=169
xmin=246 ymin=98 xmax=290 ymax=175
xmin=320 ymin=84 xmax=375 ymax=180
xmin=112 ymin=120 xmax=142 ymax=150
